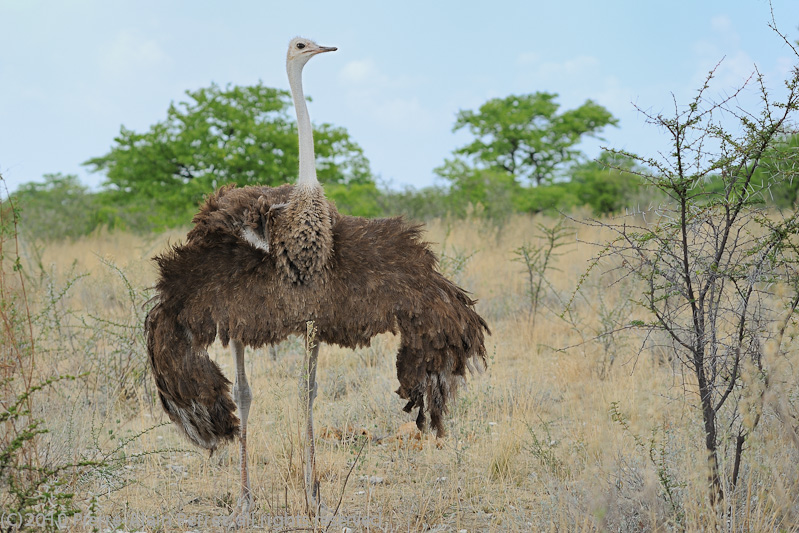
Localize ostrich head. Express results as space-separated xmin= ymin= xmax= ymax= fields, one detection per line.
xmin=286 ymin=37 xmax=337 ymax=73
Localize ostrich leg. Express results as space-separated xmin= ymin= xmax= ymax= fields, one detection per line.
xmin=231 ymin=339 xmax=253 ymax=514
xmin=301 ymin=321 xmax=321 ymax=513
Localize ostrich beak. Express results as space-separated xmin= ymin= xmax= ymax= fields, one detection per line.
xmin=313 ymin=46 xmax=337 ymax=54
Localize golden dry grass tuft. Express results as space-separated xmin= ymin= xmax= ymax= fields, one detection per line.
xmin=7 ymin=214 xmax=799 ymax=531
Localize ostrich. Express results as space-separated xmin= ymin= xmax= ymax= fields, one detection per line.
xmin=145 ymin=37 xmax=490 ymax=513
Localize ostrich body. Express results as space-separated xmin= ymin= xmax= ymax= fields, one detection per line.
xmin=145 ymin=38 xmax=489 ymax=513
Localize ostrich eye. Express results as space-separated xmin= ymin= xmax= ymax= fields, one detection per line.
xmin=296 ymin=43 xmax=306 ymax=49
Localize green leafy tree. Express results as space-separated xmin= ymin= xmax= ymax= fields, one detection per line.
xmin=512 ymin=182 xmax=580 ymax=214
xmin=85 ymin=83 xmax=373 ymax=229
xmin=325 ymin=181 xmax=383 ymax=218
xmin=570 ymin=152 xmax=645 ymax=214
xmin=434 ymin=158 xmax=519 ymax=220
xmin=378 ymin=186 xmax=452 ymax=221
xmin=13 ymin=173 xmax=102 ymax=240
xmin=446 ymin=92 xmax=618 ymax=186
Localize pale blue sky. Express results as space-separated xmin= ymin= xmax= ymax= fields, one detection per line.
xmin=1 ymin=0 xmax=798 ymax=192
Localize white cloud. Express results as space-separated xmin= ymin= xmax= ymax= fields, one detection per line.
xmin=516 ymin=51 xmax=539 ymax=65
xmin=338 ymin=59 xmax=386 ymax=86
xmin=691 ymin=15 xmax=757 ymax=99
xmin=711 ymin=14 xmax=739 ymax=44
xmin=336 ymin=58 xmax=435 ymax=132
xmin=536 ymin=55 xmax=601 ymax=81
xmin=776 ymin=56 xmax=795 ymax=79
xmin=512 ymin=52 xmax=609 ymax=101
xmin=338 ymin=58 xmax=422 ymax=91
xmin=513 ymin=52 xmax=604 ymax=95
xmin=99 ymin=29 xmax=171 ymax=80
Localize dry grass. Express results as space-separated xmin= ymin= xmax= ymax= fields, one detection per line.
xmin=8 ymin=213 xmax=799 ymax=532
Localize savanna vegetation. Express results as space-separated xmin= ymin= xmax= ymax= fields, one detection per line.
xmin=11 ymin=85 xmax=647 ymax=240
xmin=3 ymin=21 xmax=799 ymax=533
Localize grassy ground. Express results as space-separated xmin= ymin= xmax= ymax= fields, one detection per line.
xmin=3 ymin=213 xmax=798 ymax=531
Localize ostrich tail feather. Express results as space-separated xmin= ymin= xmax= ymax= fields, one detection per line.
xmin=395 ymin=272 xmax=491 ymax=438
xmin=146 ymin=301 xmax=239 ymax=451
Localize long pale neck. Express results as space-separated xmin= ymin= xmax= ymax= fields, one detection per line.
xmin=287 ymin=65 xmax=319 ymax=188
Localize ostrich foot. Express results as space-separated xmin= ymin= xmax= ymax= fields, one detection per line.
xmin=226 ymin=493 xmax=253 ymax=529
xmin=305 ymin=484 xmax=334 ymax=526
xmin=305 ymin=479 xmax=330 ymax=516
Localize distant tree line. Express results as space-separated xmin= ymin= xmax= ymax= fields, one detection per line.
xmin=11 ymin=83 xmax=799 ymax=240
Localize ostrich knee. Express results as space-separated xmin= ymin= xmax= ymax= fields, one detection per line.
xmin=233 ymin=380 xmax=253 ymax=425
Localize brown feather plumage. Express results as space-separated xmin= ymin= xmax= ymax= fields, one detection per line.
xmin=146 ymin=184 xmax=489 ymax=450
